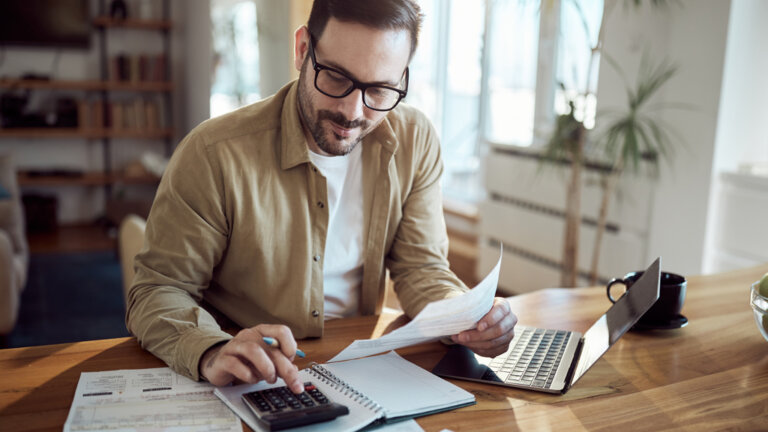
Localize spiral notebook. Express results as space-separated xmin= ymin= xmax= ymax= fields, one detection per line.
xmin=214 ymin=351 xmax=475 ymax=431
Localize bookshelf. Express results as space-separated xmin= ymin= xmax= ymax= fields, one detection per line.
xmin=0 ymin=128 xmax=173 ymax=139
xmin=0 ymin=0 xmax=174 ymax=228
xmin=93 ymin=16 xmax=172 ymax=31
xmin=0 ymin=79 xmax=173 ymax=92
xmin=17 ymin=171 xmax=159 ymax=187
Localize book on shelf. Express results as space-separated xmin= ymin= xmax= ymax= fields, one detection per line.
xmin=145 ymin=100 xmax=159 ymax=130
xmin=76 ymin=99 xmax=106 ymax=131
xmin=109 ymin=53 xmax=167 ymax=83
xmin=77 ymin=100 xmax=91 ymax=130
xmin=132 ymin=99 xmax=146 ymax=130
xmin=105 ymin=97 xmax=167 ymax=133
xmin=92 ymin=100 xmax=105 ymax=130
xmin=110 ymin=102 xmax=124 ymax=130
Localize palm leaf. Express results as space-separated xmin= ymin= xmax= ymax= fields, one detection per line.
xmin=596 ymin=56 xmax=681 ymax=174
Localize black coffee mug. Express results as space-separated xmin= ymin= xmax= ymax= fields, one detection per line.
xmin=606 ymin=271 xmax=687 ymax=324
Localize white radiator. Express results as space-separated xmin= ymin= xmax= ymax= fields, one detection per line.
xmin=707 ymin=171 xmax=768 ymax=273
xmin=478 ymin=147 xmax=655 ymax=295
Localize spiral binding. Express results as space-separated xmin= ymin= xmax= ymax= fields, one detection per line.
xmin=307 ymin=362 xmax=385 ymax=415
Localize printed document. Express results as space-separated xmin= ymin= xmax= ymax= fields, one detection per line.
xmin=63 ymin=367 xmax=241 ymax=432
xmin=330 ymin=246 xmax=502 ymax=362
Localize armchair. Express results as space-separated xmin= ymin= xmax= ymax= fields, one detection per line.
xmin=0 ymin=154 xmax=29 ymax=338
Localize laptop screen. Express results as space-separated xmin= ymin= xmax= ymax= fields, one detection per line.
xmin=569 ymin=258 xmax=661 ymax=387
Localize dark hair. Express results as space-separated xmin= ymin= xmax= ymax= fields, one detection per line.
xmin=307 ymin=0 xmax=423 ymax=60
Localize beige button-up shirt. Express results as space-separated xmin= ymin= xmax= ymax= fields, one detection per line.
xmin=126 ymin=81 xmax=468 ymax=381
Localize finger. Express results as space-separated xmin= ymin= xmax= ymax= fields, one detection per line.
xmin=226 ymin=339 xmax=277 ymax=383
xmin=456 ymin=309 xmax=517 ymax=344
xmin=257 ymin=324 xmax=299 ymax=360
xmin=219 ymin=352 xmax=262 ymax=384
xmin=203 ymin=342 xmax=260 ymax=386
xmin=477 ymin=298 xmax=510 ymax=332
xmin=268 ymin=351 xmax=304 ymax=394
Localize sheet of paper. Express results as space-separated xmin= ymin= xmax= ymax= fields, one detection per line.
xmin=63 ymin=367 xmax=241 ymax=432
xmin=330 ymin=246 xmax=502 ymax=362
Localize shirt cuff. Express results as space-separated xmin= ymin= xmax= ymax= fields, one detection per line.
xmin=177 ymin=327 xmax=233 ymax=381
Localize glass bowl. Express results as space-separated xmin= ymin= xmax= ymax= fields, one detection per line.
xmin=750 ymin=282 xmax=768 ymax=342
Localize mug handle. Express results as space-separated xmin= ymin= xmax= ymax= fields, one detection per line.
xmin=606 ymin=278 xmax=628 ymax=303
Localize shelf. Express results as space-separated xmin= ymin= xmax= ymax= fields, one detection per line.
xmin=104 ymin=129 xmax=174 ymax=139
xmin=102 ymin=81 xmax=173 ymax=92
xmin=27 ymin=224 xmax=117 ymax=254
xmin=0 ymin=78 xmax=172 ymax=92
xmin=93 ymin=16 xmax=172 ymax=30
xmin=0 ymin=128 xmax=104 ymax=139
xmin=18 ymin=171 xmax=160 ymax=187
xmin=0 ymin=128 xmax=173 ymax=139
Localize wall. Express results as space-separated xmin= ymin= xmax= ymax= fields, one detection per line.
xmin=181 ymin=0 xmax=212 ymax=133
xmin=704 ymin=0 xmax=768 ymax=272
xmin=594 ymin=0 xmax=731 ymax=276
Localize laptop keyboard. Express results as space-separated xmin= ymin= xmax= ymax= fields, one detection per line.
xmin=488 ymin=327 xmax=572 ymax=389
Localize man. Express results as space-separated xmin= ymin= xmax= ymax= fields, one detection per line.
xmin=127 ymin=0 xmax=517 ymax=395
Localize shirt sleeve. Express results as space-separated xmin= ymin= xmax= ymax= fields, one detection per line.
xmin=125 ymin=128 xmax=233 ymax=381
xmin=386 ymin=117 xmax=470 ymax=319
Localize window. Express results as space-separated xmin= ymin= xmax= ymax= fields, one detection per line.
xmin=407 ymin=0 xmax=604 ymax=204
xmin=484 ymin=0 xmax=540 ymax=145
xmin=555 ymin=0 xmax=603 ymax=129
xmin=210 ymin=0 xmax=261 ymax=118
xmin=408 ymin=0 xmax=485 ymax=202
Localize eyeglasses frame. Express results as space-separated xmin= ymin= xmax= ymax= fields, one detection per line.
xmin=307 ymin=34 xmax=409 ymax=112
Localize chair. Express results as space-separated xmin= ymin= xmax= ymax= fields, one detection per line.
xmin=0 ymin=154 xmax=29 ymax=338
xmin=118 ymin=214 xmax=146 ymax=305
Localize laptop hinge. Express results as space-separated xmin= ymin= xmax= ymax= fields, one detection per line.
xmin=561 ymin=337 xmax=585 ymax=394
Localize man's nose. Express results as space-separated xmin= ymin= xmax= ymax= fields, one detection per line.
xmin=335 ymin=88 xmax=365 ymax=122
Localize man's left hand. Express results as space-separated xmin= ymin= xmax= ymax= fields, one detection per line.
xmin=451 ymin=297 xmax=517 ymax=357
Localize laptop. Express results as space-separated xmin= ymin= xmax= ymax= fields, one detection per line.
xmin=432 ymin=257 xmax=661 ymax=394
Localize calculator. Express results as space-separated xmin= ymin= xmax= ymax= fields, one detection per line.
xmin=242 ymin=382 xmax=349 ymax=431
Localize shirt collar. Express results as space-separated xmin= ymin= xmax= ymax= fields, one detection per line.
xmin=280 ymin=81 xmax=312 ymax=170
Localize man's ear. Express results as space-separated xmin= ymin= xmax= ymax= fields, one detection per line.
xmin=294 ymin=26 xmax=310 ymax=71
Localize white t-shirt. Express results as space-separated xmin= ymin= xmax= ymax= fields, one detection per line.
xmin=307 ymin=144 xmax=364 ymax=319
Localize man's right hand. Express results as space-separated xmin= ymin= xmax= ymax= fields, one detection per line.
xmin=200 ymin=324 xmax=304 ymax=393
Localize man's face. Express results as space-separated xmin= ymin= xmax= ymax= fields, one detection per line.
xmin=296 ymin=19 xmax=411 ymax=156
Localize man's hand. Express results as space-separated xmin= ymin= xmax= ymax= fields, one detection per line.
xmin=451 ymin=297 xmax=517 ymax=357
xmin=200 ymin=324 xmax=304 ymax=393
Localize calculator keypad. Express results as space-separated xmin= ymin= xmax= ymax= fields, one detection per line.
xmin=242 ymin=382 xmax=349 ymax=431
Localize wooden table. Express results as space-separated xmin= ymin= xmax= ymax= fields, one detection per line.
xmin=1 ymin=265 xmax=767 ymax=431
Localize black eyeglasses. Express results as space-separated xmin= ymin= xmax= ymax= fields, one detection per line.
xmin=308 ymin=35 xmax=408 ymax=112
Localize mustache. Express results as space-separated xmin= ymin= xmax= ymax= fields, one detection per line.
xmin=317 ymin=110 xmax=368 ymax=129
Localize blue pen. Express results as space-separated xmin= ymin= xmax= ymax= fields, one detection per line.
xmin=262 ymin=337 xmax=306 ymax=358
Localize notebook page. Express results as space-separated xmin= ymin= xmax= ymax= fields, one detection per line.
xmin=322 ymin=351 xmax=474 ymax=419
xmin=214 ymin=369 xmax=379 ymax=432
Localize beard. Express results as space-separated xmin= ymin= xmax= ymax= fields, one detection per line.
xmin=297 ymin=61 xmax=375 ymax=156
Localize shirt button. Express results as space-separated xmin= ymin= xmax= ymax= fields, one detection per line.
xmin=313 ymin=255 xmax=320 ymax=262
xmin=312 ymin=310 xmax=320 ymax=317
xmin=317 ymin=201 xmax=324 ymax=208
